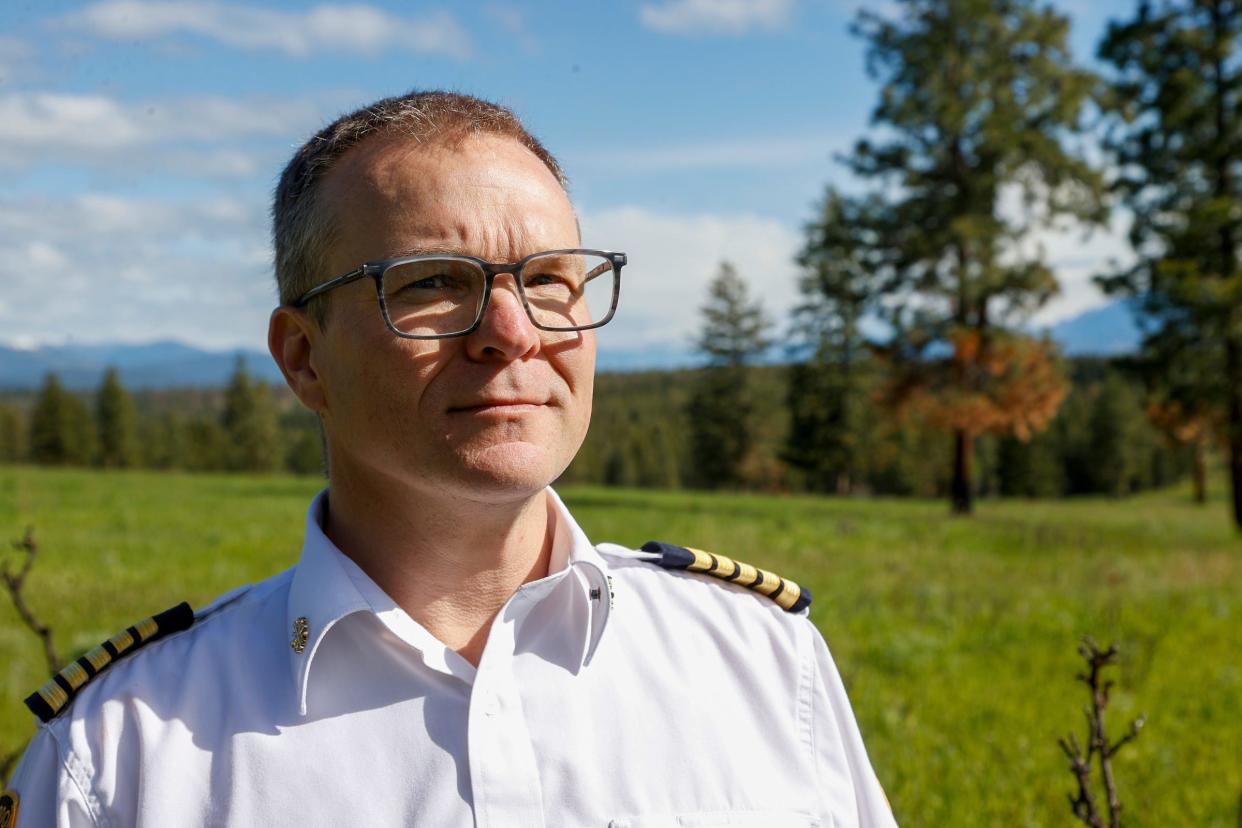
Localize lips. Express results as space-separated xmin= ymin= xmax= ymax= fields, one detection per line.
xmin=448 ymin=399 xmax=546 ymax=412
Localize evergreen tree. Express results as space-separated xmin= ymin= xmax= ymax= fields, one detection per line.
xmin=285 ymin=428 xmax=325 ymax=476
xmin=685 ymin=262 xmax=771 ymax=489
xmin=1085 ymin=372 xmax=1146 ymax=496
xmin=29 ymin=373 xmax=95 ymax=465
xmin=997 ymin=429 xmax=1064 ymax=497
xmin=0 ymin=404 xmax=22 ymax=463
xmin=221 ymin=356 xmax=282 ymax=472
xmin=142 ymin=411 xmax=185 ymax=469
xmin=844 ymin=0 xmax=1104 ymax=513
xmin=785 ymin=190 xmax=882 ymax=494
xmin=183 ymin=417 xmax=229 ymax=472
xmin=95 ymin=366 xmax=139 ymax=468
xmin=1097 ymin=0 xmax=1242 ymax=529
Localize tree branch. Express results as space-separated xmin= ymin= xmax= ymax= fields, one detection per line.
xmin=2 ymin=527 xmax=60 ymax=676
xmin=1063 ymin=637 xmax=1145 ymax=828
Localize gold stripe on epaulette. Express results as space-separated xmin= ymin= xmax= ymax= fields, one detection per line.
xmin=694 ymin=548 xmax=797 ymax=606
xmin=135 ymin=616 xmax=159 ymax=641
xmin=773 ymin=581 xmax=802 ymax=611
xmin=0 ymin=788 xmax=18 ymax=828
xmin=751 ymin=568 xmax=780 ymax=595
xmin=685 ymin=546 xmax=714 ymax=571
xmin=108 ymin=629 xmax=135 ymax=654
xmin=84 ymin=645 xmax=112 ymax=673
xmin=61 ymin=661 xmax=90 ymax=691
xmin=37 ymin=680 xmax=69 ymax=712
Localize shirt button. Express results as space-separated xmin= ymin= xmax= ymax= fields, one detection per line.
xmin=481 ymin=691 xmax=500 ymax=716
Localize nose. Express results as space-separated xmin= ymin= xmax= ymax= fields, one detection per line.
xmin=463 ymin=273 xmax=540 ymax=361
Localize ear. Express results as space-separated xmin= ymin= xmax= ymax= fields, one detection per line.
xmin=268 ymin=305 xmax=328 ymax=414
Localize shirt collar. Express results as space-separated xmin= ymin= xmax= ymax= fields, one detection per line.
xmin=286 ymin=488 xmax=371 ymax=715
xmin=540 ymin=485 xmax=613 ymax=666
xmin=286 ymin=486 xmax=614 ymax=716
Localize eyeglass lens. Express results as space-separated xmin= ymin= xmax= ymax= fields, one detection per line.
xmin=379 ymin=252 xmax=616 ymax=337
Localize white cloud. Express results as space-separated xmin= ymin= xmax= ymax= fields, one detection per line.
xmin=995 ymin=182 xmax=1134 ymax=326
xmin=1028 ymin=214 xmax=1135 ymax=326
xmin=0 ymin=193 xmax=275 ymax=351
xmin=59 ymin=0 xmax=472 ymax=59
xmin=0 ymin=36 xmax=38 ymax=84
xmin=580 ymin=206 xmax=801 ymax=352
xmin=570 ymin=133 xmax=846 ymax=173
xmin=0 ymin=92 xmax=320 ymax=175
xmin=0 ymin=94 xmax=143 ymax=152
xmin=639 ymin=0 xmax=795 ymax=35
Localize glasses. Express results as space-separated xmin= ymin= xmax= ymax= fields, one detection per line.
xmin=291 ymin=248 xmax=626 ymax=339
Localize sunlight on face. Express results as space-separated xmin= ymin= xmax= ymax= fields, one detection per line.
xmin=312 ymin=132 xmax=595 ymax=504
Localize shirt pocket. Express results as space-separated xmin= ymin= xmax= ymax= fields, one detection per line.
xmin=608 ymin=811 xmax=823 ymax=827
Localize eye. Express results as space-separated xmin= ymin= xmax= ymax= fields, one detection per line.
xmin=524 ymin=269 xmax=580 ymax=293
xmin=409 ymin=274 xmax=451 ymax=290
xmin=524 ymin=272 xmax=563 ymax=287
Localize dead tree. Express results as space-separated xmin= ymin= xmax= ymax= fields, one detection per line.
xmin=0 ymin=527 xmax=61 ymax=784
xmin=1058 ymin=637 xmax=1146 ymax=828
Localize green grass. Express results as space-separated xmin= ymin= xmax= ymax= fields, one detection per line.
xmin=2 ymin=465 xmax=1240 ymax=825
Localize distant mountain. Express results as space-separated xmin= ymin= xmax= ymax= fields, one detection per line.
xmin=0 ymin=301 xmax=1143 ymax=390
xmin=1042 ymin=299 xmax=1141 ymax=357
xmin=0 ymin=340 xmax=284 ymax=391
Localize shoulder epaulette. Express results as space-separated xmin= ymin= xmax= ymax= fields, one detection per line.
xmin=24 ymin=602 xmax=195 ymax=723
xmin=639 ymin=541 xmax=812 ymax=613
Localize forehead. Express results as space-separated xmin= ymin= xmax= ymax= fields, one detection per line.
xmin=319 ymin=131 xmax=578 ymax=265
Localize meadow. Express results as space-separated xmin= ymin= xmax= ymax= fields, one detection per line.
xmin=1 ymin=465 xmax=1239 ymax=825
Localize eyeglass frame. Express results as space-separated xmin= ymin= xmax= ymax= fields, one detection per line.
xmin=290 ymin=248 xmax=627 ymax=340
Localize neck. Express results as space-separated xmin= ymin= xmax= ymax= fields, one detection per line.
xmin=321 ymin=459 xmax=554 ymax=667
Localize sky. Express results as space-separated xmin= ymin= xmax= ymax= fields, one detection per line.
xmin=0 ymin=0 xmax=1140 ymax=362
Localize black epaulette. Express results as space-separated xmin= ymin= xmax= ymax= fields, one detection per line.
xmin=24 ymin=602 xmax=195 ymax=723
xmin=640 ymin=541 xmax=812 ymax=613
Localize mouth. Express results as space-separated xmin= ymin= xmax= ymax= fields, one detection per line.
xmin=447 ymin=399 xmax=548 ymax=415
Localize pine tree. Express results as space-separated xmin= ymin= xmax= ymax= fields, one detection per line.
xmin=29 ymin=373 xmax=95 ymax=465
xmin=95 ymin=366 xmax=138 ymax=468
xmin=997 ymin=428 xmax=1064 ymax=497
xmin=1097 ymin=0 xmax=1242 ymax=529
xmin=685 ymin=262 xmax=771 ymax=489
xmin=221 ymin=356 xmax=282 ymax=472
xmin=1085 ymin=372 xmax=1144 ymax=497
xmin=0 ymin=405 xmax=22 ymax=463
xmin=785 ymin=189 xmax=882 ymax=494
xmin=844 ymin=0 xmax=1103 ymax=513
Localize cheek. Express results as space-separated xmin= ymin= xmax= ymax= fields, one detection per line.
xmin=560 ymin=343 xmax=595 ymax=427
xmin=323 ymin=316 xmax=446 ymax=428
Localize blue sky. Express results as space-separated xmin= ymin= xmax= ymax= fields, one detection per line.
xmin=0 ymin=0 xmax=1138 ymax=360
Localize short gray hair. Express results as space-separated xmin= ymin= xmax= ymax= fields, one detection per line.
xmin=272 ymin=90 xmax=569 ymax=327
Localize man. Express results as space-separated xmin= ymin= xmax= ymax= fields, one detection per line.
xmin=5 ymin=91 xmax=897 ymax=827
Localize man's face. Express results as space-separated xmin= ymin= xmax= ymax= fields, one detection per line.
xmin=309 ymin=132 xmax=594 ymax=504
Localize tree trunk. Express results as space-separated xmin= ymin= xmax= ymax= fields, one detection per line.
xmin=1193 ymin=436 xmax=1208 ymax=505
xmin=951 ymin=429 xmax=973 ymax=515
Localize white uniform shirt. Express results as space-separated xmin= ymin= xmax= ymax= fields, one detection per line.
xmin=9 ymin=487 xmax=897 ymax=827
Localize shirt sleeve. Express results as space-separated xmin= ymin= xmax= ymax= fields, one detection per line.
xmin=807 ymin=621 xmax=899 ymax=827
xmin=6 ymin=725 xmax=98 ymax=828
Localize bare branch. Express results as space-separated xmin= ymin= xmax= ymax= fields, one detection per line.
xmin=1063 ymin=637 xmax=1144 ymax=828
xmin=2 ymin=526 xmax=61 ymax=674
xmin=1060 ymin=729 xmax=1103 ymax=828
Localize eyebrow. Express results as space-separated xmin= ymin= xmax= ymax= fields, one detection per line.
xmin=387 ymin=244 xmax=472 ymax=258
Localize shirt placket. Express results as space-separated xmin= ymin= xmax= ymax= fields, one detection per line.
xmin=466 ymin=594 xmax=545 ymax=828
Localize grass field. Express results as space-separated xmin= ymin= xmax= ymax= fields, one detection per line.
xmin=1 ymin=465 xmax=1240 ymax=825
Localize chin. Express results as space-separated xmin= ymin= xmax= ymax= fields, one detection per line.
xmin=447 ymin=442 xmax=566 ymax=500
